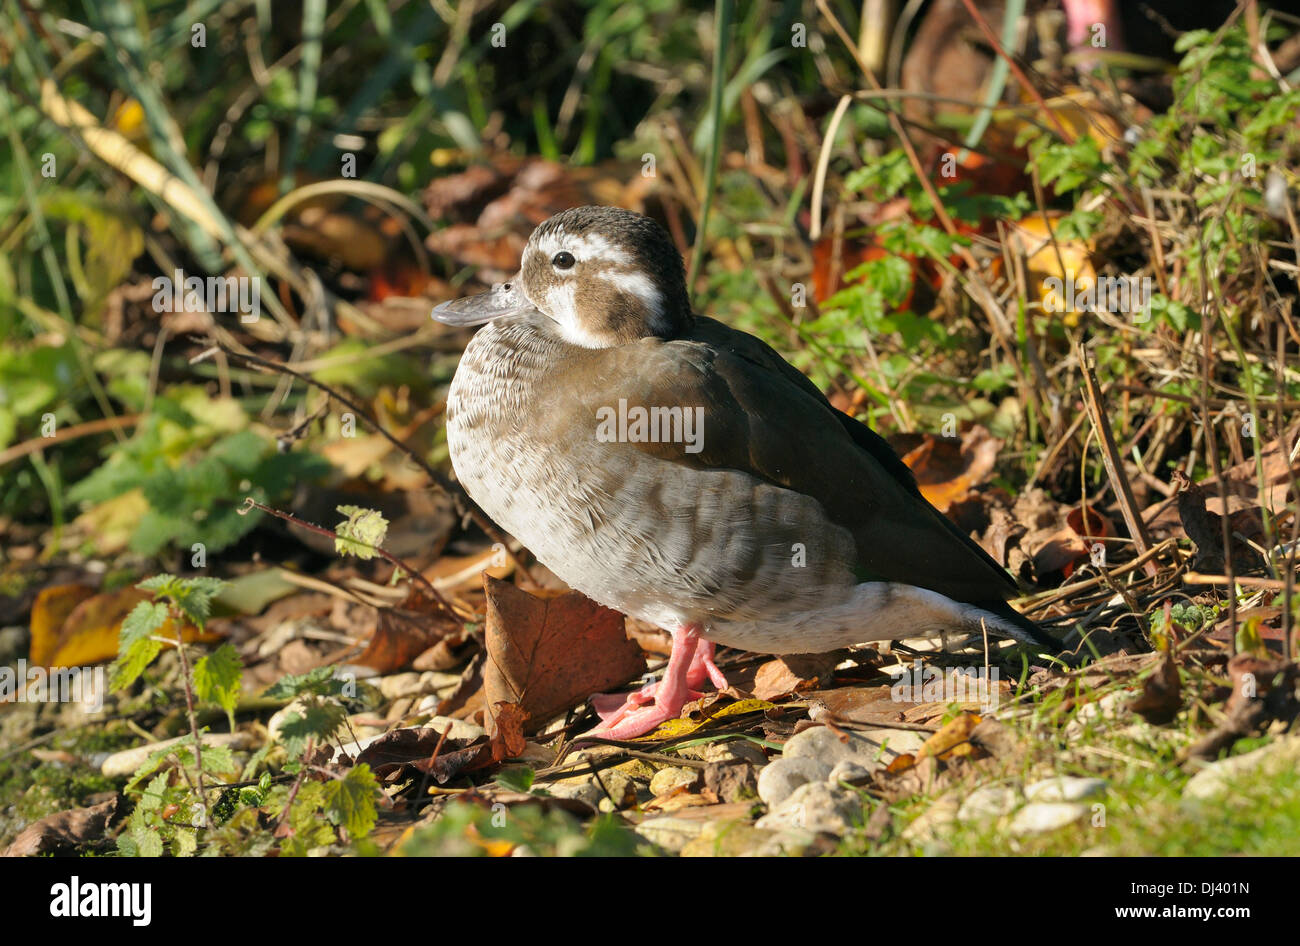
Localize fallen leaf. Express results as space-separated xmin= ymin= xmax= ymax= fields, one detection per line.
xmin=1128 ymin=648 xmax=1181 ymax=724
xmin=481 ymin=576 xmax=645 ymax=735
xmin=28 ymin=584 xmax=96 ymax=665
xmin=37 ymin=587 xmax=219 ymax=669
xmin=1001 ymin=215 xmax=1097 ymax=329
xmin=897 ymin=426 xmax=1001 ymax=514
xmin=751 ymin=653 xmax=839 ymax=701
xmin=634 ymin=698 xmax=776 ymax=741
xmin=917 ymin=711 xmax=982 ymax=761
xmin=354 ymin=583 xmax=461 ymax=674
xmin=354 ymin=726 xmax=496 ymax=786
xmin=2 ymin=797 xmax=120 ymax=857
xmin=885 ymin=753 xmax=916 ymax=773
xmin=412 ymin=628 xmax=475 ymax=671
xmin=1171 ymin=470 xmax=1264 ymax=573
xmin=487 ymin=701 xmax=528 ymax=761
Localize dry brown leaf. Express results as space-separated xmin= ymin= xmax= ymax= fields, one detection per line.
xmin=481 ymin=576 xmax=645 ymax=736
xmin=487 ymin=701 xmax=529 ymax=761
xmin=354 ymin=584 xmax=460 ymax=674
xmin=1128 ymin=648 xmax=1181 ymax=725
xmin=897 ymin=426 xmax=1000 ymax=514
xmin=2 ymin=797 xmax=120 ymax=857
xmin=751 ymin=653 xmax=839 ymax=701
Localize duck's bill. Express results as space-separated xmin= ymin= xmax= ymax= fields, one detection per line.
xmin=431 ymin=276 xmax=532 ymax=326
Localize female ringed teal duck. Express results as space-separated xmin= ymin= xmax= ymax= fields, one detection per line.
xmin=434 ymin=206 xmax=1057 ymax=739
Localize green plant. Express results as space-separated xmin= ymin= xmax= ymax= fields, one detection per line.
xmin=67 ymin=390 xmax=330 ymax=557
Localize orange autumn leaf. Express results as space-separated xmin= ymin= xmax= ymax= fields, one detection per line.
xmin=35 ymin=586 xmax=220 ymax=669
xmin=899 ymin=427 xmax=1000 ymax=514
xmin=29 ymin=584 xmax=97 ymax=666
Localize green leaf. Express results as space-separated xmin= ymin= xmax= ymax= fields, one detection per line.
xmin=138 ymin=575 xmax=227 ymax=628
xmin=111 ymin=600 xmax=168 ymax=690
xmin=334 ymin=505 xmax=389 ymax=560
xmin=264 ymin=665 xmax=349 ymax=700
xmin=128 ymin=806 xmax=164 ymax=858
xmin=198 ymin=743 xmax=237 ymax=778
xmin=278 ymin=701 xmax=347 ymax=757
xmin=172 ymin=826 xmax=198 ymax=856
xmin=495 ymin=765 xmax=535 ymax=793
xmin=194 ymin=643 xmax=243 ymax=730
xmin=324 ymin=764 xmax=379 ymax=838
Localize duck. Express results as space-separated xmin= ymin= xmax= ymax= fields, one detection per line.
xmin=434 ymin=205 xmax=1057 ymax=740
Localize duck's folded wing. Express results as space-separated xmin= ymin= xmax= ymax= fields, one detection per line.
xmin=588 ymin=319 xmax=1018 ymax=606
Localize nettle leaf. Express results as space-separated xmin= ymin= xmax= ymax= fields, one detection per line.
xmin=199 ymin=743 xmax=237 ymax=778
xmin=324 ymin=764 xmax=379 ymax=838
xmin=264 ymin=665 xmax=349 ymax=700
xmin=334 ymin=505 xmax=389 ymax=560
xmin=111 ymin=600 xmax=169 ymax=690
xmin=845 ymin=256 xmax=913 ymax=307
xmin=844 ymin=149 xmax=914 ymax=198
xmin=278 ymin=701 xmax=348 ymax=757
xmin=279 ymin=782 xmax=337 ymax=856
xmin=251 ymin=450 xmax=333 ymax=498
xmin=171 ymin=827 xmax=198 ymax=857
xmin=127 ymin=806 xmax=164 ymax=858
xmin=194 ymin=643 xmax=243 ymax=730
xmin=138 ymin=771 xmax=170 ymax=813
xmin=1147 ymin=294 xmax=1200 ymax=333
xmin=139 ymin=575 xmax=227 ymax=627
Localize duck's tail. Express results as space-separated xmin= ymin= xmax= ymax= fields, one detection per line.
xmin=966 ymin=599 xmax=1062 ymax=654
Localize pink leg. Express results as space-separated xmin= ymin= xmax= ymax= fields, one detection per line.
xmin=1062 ymin=0 xmax=1124 ymax=55
xmin=688 ymin=639 xmax=729 ymax=691
xmin=592 ymin=638 xmax=726 ymax=722
xmin=581 ymin=624 xmax=715 ymax=741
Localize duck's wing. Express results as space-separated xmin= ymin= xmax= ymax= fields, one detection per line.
xmin=576 ymin=316 xmax=1020 ymax=608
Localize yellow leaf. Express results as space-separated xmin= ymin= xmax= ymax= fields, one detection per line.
xmin=633 ymin=698 xmax=776 ymax=741
xmin=39 ymin=586 xmax=220 ymax=669
xmin=28 ymin=584 xmax=96 ymax=665
xmin=1003 ymin=215 xmax=1097 ymax=328
xmin=918 ymin=711 xmax=982 ymax=761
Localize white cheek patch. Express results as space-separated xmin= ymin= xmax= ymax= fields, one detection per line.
xmin=545 ymin=282 xmax=604 ymax=348
xmin=599 ymin=269 xmax=667 ymax=332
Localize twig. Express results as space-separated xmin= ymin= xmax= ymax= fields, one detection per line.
xmin=170 ymin=620 xmax=208 ymax=827
xmin=0 ymin=414 xmax=140 ymax=468
xmin=191 ymin=340 xmax=538 ymax=584
xmin=1183 ymin=572 xmax=1296 ymax=591
xmin=236 ymin=496 xmax=453 ymax=614
xmin=1076 ymin=341 xmax=1157 ymax=575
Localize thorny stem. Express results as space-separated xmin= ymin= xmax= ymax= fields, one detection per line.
xmin=171 ymin=612 xmax=209 ymax=828
xmin=237 ymin=496 xmax=454 ymax=616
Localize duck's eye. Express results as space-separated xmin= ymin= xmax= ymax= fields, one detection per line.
xmin=552 ymin=251 xmax=576 ymax=270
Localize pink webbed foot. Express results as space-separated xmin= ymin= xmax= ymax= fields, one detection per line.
xmin=579 ymin=624 xmax=727 ymax=741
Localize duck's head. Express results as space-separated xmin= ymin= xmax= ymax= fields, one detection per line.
xmin=433 ymin=206 xmax=693 ymax=347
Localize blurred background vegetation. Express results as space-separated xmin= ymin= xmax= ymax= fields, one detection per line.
xmin=1 ymin=0 xmax=1298 ymax=599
